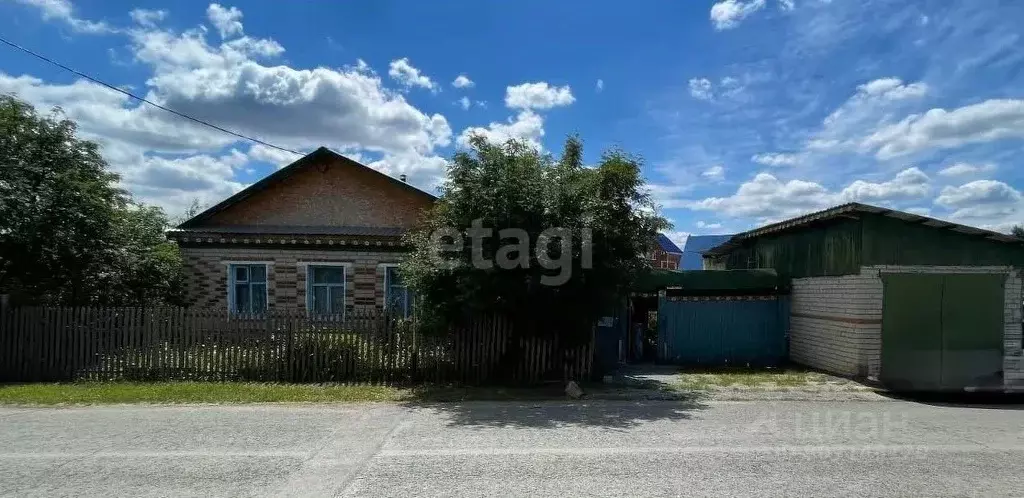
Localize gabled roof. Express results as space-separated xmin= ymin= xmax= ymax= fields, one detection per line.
xmin=656 ymin=233 xmax=683 ymax=254
xmin=680 ymin=234 xmax=733 ymax=270
xmin=704 ymin=202 xmax=1023 ymax=256
xmin=176 ymin=147 xmax=438 ymax=230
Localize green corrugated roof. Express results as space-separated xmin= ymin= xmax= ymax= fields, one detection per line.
xmin=705 ymin=202 xmax=1023 ymax=257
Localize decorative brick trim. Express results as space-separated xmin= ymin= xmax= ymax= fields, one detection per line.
xmin=791 ymin=311 xmax=883 ymax=325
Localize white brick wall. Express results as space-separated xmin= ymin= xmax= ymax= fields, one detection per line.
xmin=790 ymin=265 xmax=1024 ymax=389
xmin=790 ymin=273 xmax=882 ymax=377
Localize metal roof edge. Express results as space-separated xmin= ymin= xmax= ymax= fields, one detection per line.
xmin=703 ymin=202 xmax=1024 ymax=256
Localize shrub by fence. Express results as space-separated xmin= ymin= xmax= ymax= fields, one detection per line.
xmin=0 ymin=307 xmax=594 ymax=384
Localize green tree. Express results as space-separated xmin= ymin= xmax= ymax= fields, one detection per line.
xmin=1012 ymin=225 xmax=1024 ymax=239
xmin=402 ymin=135 xmax=668 ymax=378
xmin=0 ymin=94 xmax=184 ymax=306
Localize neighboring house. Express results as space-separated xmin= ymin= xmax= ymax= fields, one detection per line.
xmin=167 ymin=147 xmax=434 ymax=317
xmin=703 ymin=202 xmax=1024 ymax=392
xmin=650 ymin=234 xmax=683 ymax=270
xmin=679 ymin=234 xmax=732 ymax=270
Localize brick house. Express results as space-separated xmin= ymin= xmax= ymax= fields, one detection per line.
xmin=649 ymin=234 xmax=683 ymax=270
xmin=168 ymin=147 xmax=435 ymax=316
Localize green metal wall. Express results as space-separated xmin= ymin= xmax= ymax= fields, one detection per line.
xmin=862 ymin=215 xmax=1024 ymax=267
xmin=714 ymin=218 xmax=862 ymax=278
xmin=715 ymin=213 xmax=1024 ymax=278
xmin=881 ymin=273 xmax=1005 ymax=391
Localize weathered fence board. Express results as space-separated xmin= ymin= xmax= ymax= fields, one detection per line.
xmin=0 ymin=307 xmax=593 ymax=385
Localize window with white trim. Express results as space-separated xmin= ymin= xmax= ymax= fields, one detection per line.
xmin=384 ymin=266 xmax=414 ymax=318
xmin=307 ymin=265 xmax=346 ymax=316
xmin=229 ymin=264 xmax=268 ymax=313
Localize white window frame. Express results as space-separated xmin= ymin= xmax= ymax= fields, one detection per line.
xmin=301 ymin=262 xmax=351 ymax=318
xmin=224 ymin=262 xmax=272 ymax=314
xmin=380 ymin=263 xmax=413 ymax=318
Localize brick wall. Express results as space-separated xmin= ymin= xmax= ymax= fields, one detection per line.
xmin=790 ymin=265 xmax=1023 ymax=388
xmin=790 ymin=272 xmax=882 ymax=377
xmin=180 ymin=246 xmax=403 ymax=312
xmin=202 ymin=155 xmax=433 ymax=229
xmin=650 ymin=248 xmax=681 ymax=270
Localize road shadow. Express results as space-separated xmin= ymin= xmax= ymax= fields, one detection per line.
xmin=876 ymin=390 xmax=1024 ymax=409
xmin=399 ymin=364 xmax=708 ymax=429
xmin=403 ymin=397 xmax=708 ymax=430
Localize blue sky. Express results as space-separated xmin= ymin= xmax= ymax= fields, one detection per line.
xmin=2 ymin=0 xmax=1023 ymax=246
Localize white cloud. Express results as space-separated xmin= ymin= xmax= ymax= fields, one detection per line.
xmin=13 ymin=0 xmax=113 ymax=34
xmin=938 ymin=162 xmax=997 ymax=177
xmin=127 ymin=28 xmax=451 ymax=154
xmin=935 ymin=180 xmax=1021 ymax=209
xmin=457 ymin=96 xmax=471 ymax=110
xmin=451 ymin=75 xmax=474 ymax=89
xmin=687 ymin=168 xmax=933 ymax=222
xmin=4 ymin=6 xmax=454 ymax=212
xmin=688 ymin=78 xmax=713 ymax=100
xmin=247 ymin=144 xmax=299 ymax=169
xmin=0 ymin=73 xmax=229 ymax=153
xmin=934 ymin=180 xmax=1023 ymax=230
xmin=504 ymin=82 xmax=575 ymax=110
xmin=119 ymin=149 xmax=249 ymax=216
xmin=690 ymin=172 xmax=833 ymax=221
xmin=696 ymin=221 xmax=723 ymax=230
xmin=129 ymin=8 xmax=167 ymax=28
xmin=688 ymin=76 xmax=748 ymax=101
xmin=838 ymin=167 xmax=930 ymax=203
xmin=648 ymin=183 xmax=694 ymax=209
xmin=857 ymin=78 xmax=928 ymax=100
xmin=778 ymin=0 xmax=795 ymax=11
xmin=457 ymin=111 xmax=545 ymax=150
xmin=800 ymin=77 xmax=929 ymax=155
xmin=710 ymin=0 xmax=766 ymax=30
xmin=862 ymin=99 xmax=1024 ymax=159
xmin=388 ymin=58 xmax=437 ymax=91
xmin=751 ymin=152 xmax=800 ymax=166
xmin=701 ymin=165 xmax=725 ymax=181
xmin=596 ymin=79 xmax=604 ymax=93
xmin=367 ymin=152 xmax=448 ymax=194
xmin=206 ymin=3 xmax=243 ymax=39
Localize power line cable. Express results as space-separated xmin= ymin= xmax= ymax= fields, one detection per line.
xmin=0 ymin=35 xmax=303 ymax=156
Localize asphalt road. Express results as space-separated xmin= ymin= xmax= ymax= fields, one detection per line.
xmin=1 ymin=399 xmax=1022 ymax=497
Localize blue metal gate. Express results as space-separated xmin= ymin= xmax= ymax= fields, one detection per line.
xmin=657 ymin=295 xmax=789 ymax=366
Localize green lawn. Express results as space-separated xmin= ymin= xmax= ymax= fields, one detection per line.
xmin=674 ymin=367 xmax=848 ymax=391
xmin=0 ymin=382 xmax=406 ymax=405
xmin=0 ymin=381 xmax=584 ymax=405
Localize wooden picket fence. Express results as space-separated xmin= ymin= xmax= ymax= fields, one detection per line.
xmin=0 ymin=307 xmax=594 ymax=384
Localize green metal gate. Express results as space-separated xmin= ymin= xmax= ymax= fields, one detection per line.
xmin=881 ymin=273 xmax=1005 ymax=391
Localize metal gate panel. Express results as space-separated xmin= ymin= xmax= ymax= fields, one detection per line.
xmin=939 ymin=273 xmax=1004 ymax=388
xmin=594 ymin=300 xmax=628 ymax=374
xmin=881 ymin=274 xmax=944 ymax=390
xmin=657 ymin=296 xmax=787 ymax=366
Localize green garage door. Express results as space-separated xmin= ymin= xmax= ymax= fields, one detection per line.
xmin=881 ymin=273 xmax=1005 ymax=391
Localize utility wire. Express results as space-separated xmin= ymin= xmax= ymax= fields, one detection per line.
xmin=0 ymin=35 xmax=303 ymax=156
